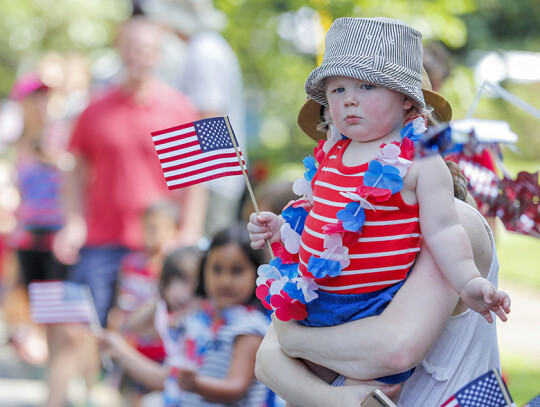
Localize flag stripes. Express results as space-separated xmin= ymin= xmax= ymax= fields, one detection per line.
xmin=151 ymin=117 xmax=245 ymax=190
xmin=29 ymin=281 xmax=91 ymax=324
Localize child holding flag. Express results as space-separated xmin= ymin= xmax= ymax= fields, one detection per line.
xmin=248 ymin=17 xmax=510 ymax=401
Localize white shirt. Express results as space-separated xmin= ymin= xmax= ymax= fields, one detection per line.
xmin=397 ymin=200 xmax=501 ymax=407
xmin=178 ymin=31 xmax=246 ymax=198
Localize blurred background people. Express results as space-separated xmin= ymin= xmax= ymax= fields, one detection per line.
xmin=47 ymin=15 xmax=204 ymax=407
xmin=4 ymin=72 xmax=58 ymax=366
xmin=423 ymin=41 xmax=452 ymax=93
xmin=107 ymin=199 xmax=182 ymax=406
xmin=141 ymin=0 xmax=247 ymax=238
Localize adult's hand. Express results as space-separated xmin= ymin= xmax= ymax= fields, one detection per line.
xmin=52 ymin=215 xmax=87 ymax=265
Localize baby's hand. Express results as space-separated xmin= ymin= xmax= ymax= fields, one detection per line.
xmin=247 ymin=211 xmax=282 ymax=250
xmin=459 ymin=276 xmax=511 ymax=323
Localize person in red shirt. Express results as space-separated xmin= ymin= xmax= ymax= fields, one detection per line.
xmin=47 ymin=15 xmax=205 ymax=407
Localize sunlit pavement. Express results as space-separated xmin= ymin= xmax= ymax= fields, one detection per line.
xmin=497 ymin=279 xmax=540 ymax=365
xmin=0 ymin=314 xmax=123 ymax=407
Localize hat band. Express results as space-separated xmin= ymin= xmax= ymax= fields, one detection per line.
xmin=306 ymin=56 xmax=424 ymax=107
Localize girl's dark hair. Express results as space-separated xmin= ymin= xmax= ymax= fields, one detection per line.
xmin=158 ymin=245 xmax=202 ymax=297
xmin=195 ymin=223 xmax=266 ymax=305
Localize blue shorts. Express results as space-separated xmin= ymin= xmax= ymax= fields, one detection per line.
xmin=299 ymin=274 xmax=414 ymax=384
xmin=299 ymin=278 xmax=406 ymax=327
xmin=68 ymin=245 xmax=130 ymax=326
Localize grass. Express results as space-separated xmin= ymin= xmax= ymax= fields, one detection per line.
xmin=501 ymin=352 xmax=540 ymax=406
xmin=485 ymin=159 xmax=540 ymax=405
xmin=496 ymin=224 xmax=540 ymax=290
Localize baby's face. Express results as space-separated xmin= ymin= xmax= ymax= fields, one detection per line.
xmin=325 ymin=76 xmax=412 ymax=143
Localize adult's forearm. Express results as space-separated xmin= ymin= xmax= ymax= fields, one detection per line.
xmin=277 ymin=246 xmax=459 ymax=379
xmin=63 ymin=154 xmax=87 ymax=220
xmin=115 ymin=343 xmax=168 ymax=391
xmin=256 ymin=324 xmax=338 ymax=407
xmin=179 ymin=184 xmax=208 ymax=245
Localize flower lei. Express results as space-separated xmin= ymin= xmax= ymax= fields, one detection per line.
xmin=256 ymin=117 xmax=426 ymax=321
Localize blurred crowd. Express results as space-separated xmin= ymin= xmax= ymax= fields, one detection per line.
xmin=0 ymin=1 xmax=294 ymax=406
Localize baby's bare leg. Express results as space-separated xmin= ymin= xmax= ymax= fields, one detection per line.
xmin=284 ymin=359 xmax=339 ymax=407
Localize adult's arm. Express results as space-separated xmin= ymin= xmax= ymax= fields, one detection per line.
xmin=267 ymin=201 xmax=493 ymax=380
xmin=52 ymin=152 xmax=88 ymax=265
xmin=255 ymin=325 xmax=397 ymax=407
xmin=98 ymin=330 xmax=168 ymax=391
xmin=177 ymin=183 xmax=208 ymax=246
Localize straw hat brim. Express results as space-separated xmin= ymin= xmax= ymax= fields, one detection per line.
xmin=298 ymin=70 xmax=452 ymax=142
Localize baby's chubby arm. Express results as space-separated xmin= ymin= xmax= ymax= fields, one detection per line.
xmin=415 ymin=156 xmax=510 ymax=322
xmin=247 ymin=211 xmax=284 ymax=250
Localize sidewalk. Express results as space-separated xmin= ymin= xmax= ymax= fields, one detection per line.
xmin=498 ymin=278 xmax=540 ymax=365
xmin=0 ymin=315 xmax=123 ymax=407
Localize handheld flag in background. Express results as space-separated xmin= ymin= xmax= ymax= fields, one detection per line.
xmin=151 ymin=116 xmax=245 ymax=190
xmin=29 ymin=281 xmax=91 ymax=324
xmin=440 ymin=369 xmax=515 ymax=407
xmin=524 ymin=394 xmax=540 ymax=407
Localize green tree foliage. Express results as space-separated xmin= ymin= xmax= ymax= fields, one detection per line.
xmin=1 ymin=0 xmax=538 ymax=167
xmin=0 ymin=0 xmax=131 ymax=96
xmin=215 ymin=0 xmax=476 ymax=175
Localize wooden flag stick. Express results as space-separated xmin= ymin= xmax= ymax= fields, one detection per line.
xmin=492 ymin=368 xmax=513 ymax=407
xmin=82 ymin=285 xmax=114 ymax=372
xmin=224 ymin=116 xmax=275 ymax=260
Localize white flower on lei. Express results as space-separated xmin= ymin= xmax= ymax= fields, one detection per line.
xmin=412 ymin=116 xmax=427 ymax=135
xmin=321 ymin=233 xmax=350 ymax=269
xmin=375 ymin=143 xmax=412 ymax=177
xmin=323 ymin=123 xmax=342 ymax=153
xmin=292 ymin=177 xmax=313 ymax=201
xmin=256 ymin=264 xmax=282 ymax=286
xmin=293 ymin=276 xmax=319 ymax=302
xmin=269 ymin=277 xmax=289 ymax=296
xmin=339 ymin=191 xmax=376 ymax=211
xmin=280 ymin=222 xmax=301 ymax=254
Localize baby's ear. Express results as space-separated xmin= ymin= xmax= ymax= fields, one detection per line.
xmin=403 ymin=97 xmax=414 ymax=110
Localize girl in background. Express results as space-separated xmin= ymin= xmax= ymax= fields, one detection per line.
xmin=100 ymin=224 xmax=271 ymax=406
xmin=97 ymin=245 xmax=201 ymax=403
xmin=171 ymin=223 xmax=270 ymax=406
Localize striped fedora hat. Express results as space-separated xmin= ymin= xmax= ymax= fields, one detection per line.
xmin=305 ymin=17 xmax=425 ymax=108
xmin=299 ymin=67 xmax=453 ymax=142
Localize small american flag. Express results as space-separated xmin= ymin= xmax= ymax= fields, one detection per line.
xmin=441 ymin=369 xmax=515 ymax=407
xmin=29 ymin=281 xmax=92 ymax=324
xmin=151 ymin=116 xmax=245 ymax=190
xmin=525 ymin=394 xmax=540 ymax=407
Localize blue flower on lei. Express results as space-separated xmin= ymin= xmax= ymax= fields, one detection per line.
xmin=363 ymin=160 xmax=403 ymax=194
xmin=269 ymin=257 xmax=299 ymax=280
xmin=282 ymin=205 xmax=309 ymax=235
xmin=400 ymin=121 xmax=422 ymax=143
xmin=303 ymin=156 xmax=317 ymax=183
xmin=256 ymin=263 xmax=282 ymax=286
xmin=307 ymin=256 xmax=342 ymax=279
xmin=337 ymin=201 xmax=366 ymax=232
xmin=282 ymin=281 xmax=307 ymax=303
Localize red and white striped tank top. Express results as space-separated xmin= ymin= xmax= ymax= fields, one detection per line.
xmin=298 ymin=138 xmax=421 ymax=295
